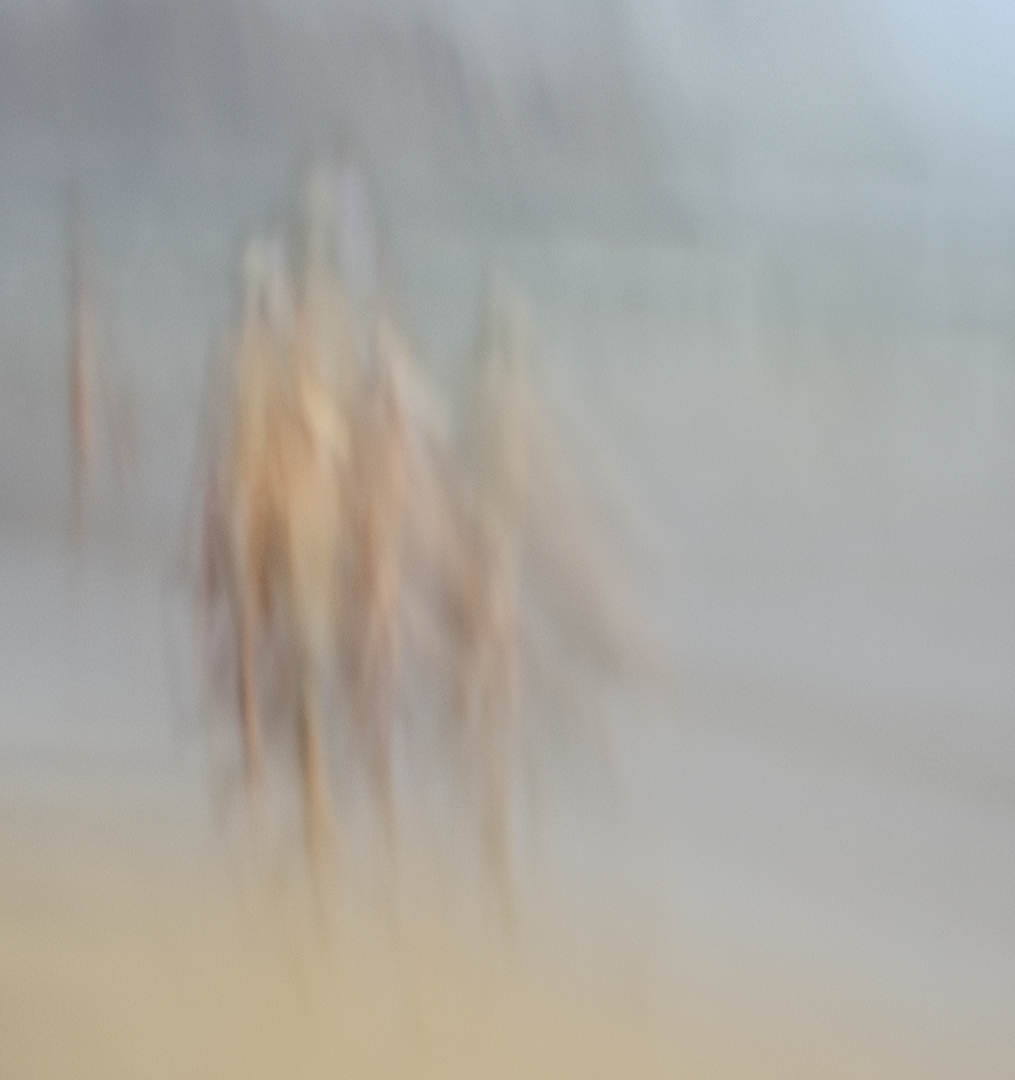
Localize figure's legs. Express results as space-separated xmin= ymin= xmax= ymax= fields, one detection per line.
xmin=298 ymin=667 xmax=335 ymax=900
xmin=238 ymin=601 xmax=266 ymax=800
xmin=479 ymin=579 xmax=518 ymax=929
xmin=354 ymin=599 xmax=398 ymax=859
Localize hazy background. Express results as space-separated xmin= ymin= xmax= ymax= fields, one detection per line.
xmin=1 ymin=1 xmax=1013 ymax=1074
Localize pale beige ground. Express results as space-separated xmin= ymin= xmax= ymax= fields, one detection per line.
xmin=0 ymin=793 xmax=994 ymax=1080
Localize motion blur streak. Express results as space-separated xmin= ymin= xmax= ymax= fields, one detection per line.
xmin=1 ymin=1 xmax=1014 ymax=1077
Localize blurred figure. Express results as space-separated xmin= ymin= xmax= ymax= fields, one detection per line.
xmin=198 ymin=164 xmax=445 ymax=895
xmin=68 ymin=189 xmax=97 ymax=539
xmin=454 ymin=272 xmax=676 ymax=909
xmin=203 ymin=234 xmax=354 ymax=896
xmin=66 ymin=185 xmax=137 ymax=543
xmin=454 ymin=274 xmax=535 ymax=906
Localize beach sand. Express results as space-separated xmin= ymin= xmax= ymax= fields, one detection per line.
xmin=0 ymin=782 xmax=1002 ymax=1080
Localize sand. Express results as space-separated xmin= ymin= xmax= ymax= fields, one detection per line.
xmin=1 ymin=787 xmax=1005 ymax=1080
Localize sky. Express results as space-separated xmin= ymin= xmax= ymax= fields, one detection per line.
xmin=621 ymin=0 xmax=1015 ymax=173
xmin=3 ymin=0 xmax=1015 ymax=192
xmin=878 ymin=0 xmax=1015 ymax=140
